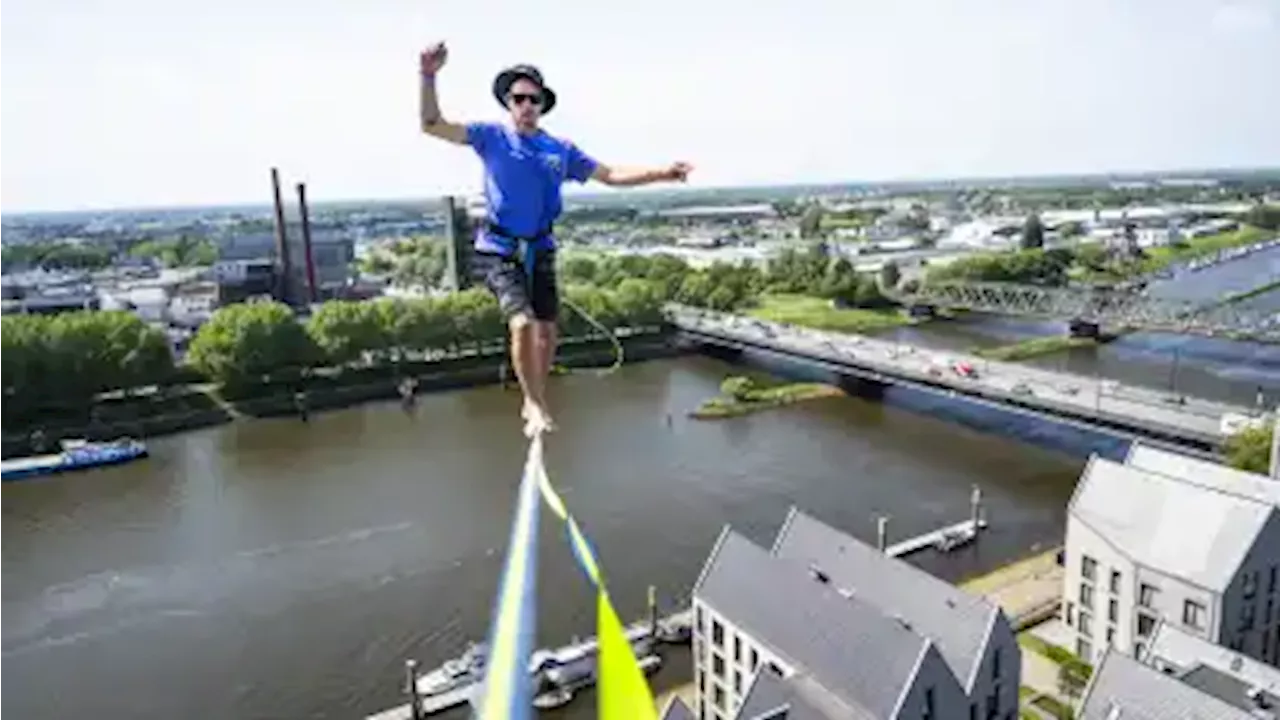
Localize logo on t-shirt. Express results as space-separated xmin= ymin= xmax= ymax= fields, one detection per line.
xmin=540 ymin=153 xmax=563 ymax=176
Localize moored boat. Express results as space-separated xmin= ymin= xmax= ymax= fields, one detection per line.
xmin=1 ymin=438 xmax=149 ymax=481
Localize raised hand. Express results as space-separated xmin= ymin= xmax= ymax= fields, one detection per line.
xmin=420 ymin=42 xmax=449 ymax=76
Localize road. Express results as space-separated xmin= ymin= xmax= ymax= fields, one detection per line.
xmin=669 ymin=306 xmax=1261 ymax=444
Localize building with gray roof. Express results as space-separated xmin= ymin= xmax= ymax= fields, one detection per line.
xmin=1078 ymin=646 xmax=1275 ymax=720
xmin=1061 ymin=443 xmax=1279 ymax=669
xmin=690 ymin=508 xmax=1019 ymax=720
xmin=1145 ymin=620 xmax=1280 ymax=715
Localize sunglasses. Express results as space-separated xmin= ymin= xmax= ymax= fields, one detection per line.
xmin=509 ymin=93 xmax=543 ymax=107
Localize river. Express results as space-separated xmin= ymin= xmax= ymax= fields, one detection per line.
xmin=3 ymin=356 xmax=1085 ymax=720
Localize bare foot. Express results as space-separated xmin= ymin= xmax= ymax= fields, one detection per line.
xmin=522 ymin=399 xmax=556 ymax=438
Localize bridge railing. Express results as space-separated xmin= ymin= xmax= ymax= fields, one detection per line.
xmin=885 ymin=281 xmax=1279 ymax=342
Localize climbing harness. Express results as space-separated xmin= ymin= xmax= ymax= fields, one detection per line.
xmin=478 ymin=434 xmax=657 ymax=720
xmin=495 ymin=229 xmax=623 ymax=378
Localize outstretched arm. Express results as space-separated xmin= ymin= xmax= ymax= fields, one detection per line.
xmin=418 ymin=43 xmax=468 ymax=145
xmin=591 ymin=162 xmax=693 ymax=187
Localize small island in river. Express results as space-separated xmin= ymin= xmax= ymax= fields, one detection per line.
xmin=691 ymin=375 xmax=845 ymax=420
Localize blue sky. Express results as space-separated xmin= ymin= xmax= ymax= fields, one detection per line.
xmin=2 ymin=0 xmax=1278 ymax=212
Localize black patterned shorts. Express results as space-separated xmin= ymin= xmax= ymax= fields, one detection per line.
xmin=473 ymin=247 xmax=559 ymax=322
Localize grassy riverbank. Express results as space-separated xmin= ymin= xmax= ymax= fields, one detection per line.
xmin=1140 ymin=225 xmax=1271 ymax=273
xmin=1216 ymin=279 xmax=1280 ymax=307
xmin=1 ymin=335 xmax=677 ymax=459
xmin=973 ymin=337 xmax=1098 ymax=361
xmin=691 ymin=375 xmax=845 ymax=419
xmin=748 ymin=293 xmax=911 ymax=334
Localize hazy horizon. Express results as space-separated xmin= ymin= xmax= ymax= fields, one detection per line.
xmin=4 ymin=0 xmax=1278 ymax=214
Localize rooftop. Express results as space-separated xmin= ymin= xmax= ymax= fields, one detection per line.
xmin=694 ymin=529 xmax=926 ymax=719
xmin=736 ymin=667 xmax=874 ymax=720
xmin=1068 ymin=454 xmax=1277 ymax=591
xmin=1147 ymin=621 xmax=1280 ymax=714
xmin=771 ymin=508 xmax=1000 ymax=690
xmin=1079 ymin=649 xmax=1261 ymax=720
xmin=1124 ymin=442 xmax=1280 ymax=506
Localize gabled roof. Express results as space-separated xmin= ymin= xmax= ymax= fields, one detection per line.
xmin=1147 ymin=621 xmax=1280 ymax=712
xmin=1079 ymin=649 xmax=1256 ymax=720
xmin=736 ymin=667 xmax=877 ymax=720
xmin=693 ymin=529 xmax=927 ymax=719
xmin=659 ymin=697 xmax=696 ymax=720
xmin=1125 ymin=442 xmax=1280 ymax=506
xmin=1068 ymin=455 xmax=1276 ymax=591
xmin=770 ymin=508 xmax=1000 ymax=689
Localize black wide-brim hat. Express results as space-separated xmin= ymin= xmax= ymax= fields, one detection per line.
xmin=492 ymin=64 xmax=557 ymax=115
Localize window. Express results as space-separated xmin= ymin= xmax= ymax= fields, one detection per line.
xmin=733 ymin=670 xmax=742 ymax=695
xmin=712 ymin=654 xmax=725 ymax=678
xmin=712 ymin=619 xmax=724 ymax=647
xmin=1245 ymin=571 xmax=1258 ymax=598
xmin=924 ymin=687 xmax=935 ymax=720
xmin=1080 ymin=583 xmax=1094 ymax=609
xmin=1267 ymin=599 xmax=1274 ymax=626
xmin=1240 ymin=603 xmax=1255 ymax=631
xmin=993 ymin=648 xmax=1002 ymax=680
xmin=970 ymin=704 xmax=977 ymax=720
xmin=1108 ymin=598 xmax=1118 ymax=623
xmin=986 ymin=691 xmax=999 ymax=720
xmin=1080 ymin=612 xmax=1093 ymax=636
xmin=1082 ymin=556 xmax=1097 ymax=581
xmin=713 ymin=684 xmax=725 ymax=710
xmin=1106 ymin=627 xmax=1115 ymax=646
xmin=750 ymin=649 xmax=758 ymax=671
xmin=1133 ymin=642 xmax=1144 ymax=658
xmin=1077 ymin=638 xmax=1093 ymax=662
xmin=1137 ymin=613 xmax=1156 ymax=637
xmin=1066 ymin=602 xmax=1075 ymax=626
xmin=1270 ymin=566 xmax=1277 ymax=594
xmin=1110 ymin=570 xmax=1121 ymax=594
xmin=1183 ymin=600 xmax=1205 ymax=629
xmin=733 ymin=635 xmax=741 ymax=664
xmin=696 ymin=606 xmax=704 ymax=635
xmin=1139 ymin=583 xmax=1157 ymax=608
xmin=698 ymin=670 xmax=705 ymax=694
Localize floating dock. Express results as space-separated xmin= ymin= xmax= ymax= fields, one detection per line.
xmin=365 ymin=594 xmax=693 ymax=720
xmin=878 ymin=485 xmax=988 ymax=558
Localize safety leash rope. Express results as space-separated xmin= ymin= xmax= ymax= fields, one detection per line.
xmin=477 ymin=435 xmax=658 ymax=720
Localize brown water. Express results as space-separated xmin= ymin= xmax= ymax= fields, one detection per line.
xmin=3 ymin=357 xmax=1083 ymax=720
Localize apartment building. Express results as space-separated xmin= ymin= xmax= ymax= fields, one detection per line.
xmin=687 ymin=508 xmax=1020 ymax=720
xmin=1079 ymin=621 xmax=1279 ymax=720
xmin=1062 ymin=443 xmax=1280 ymax=668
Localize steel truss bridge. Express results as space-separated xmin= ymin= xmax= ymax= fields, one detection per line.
xmin=889 ymin=282 xmax=1279 ymax=343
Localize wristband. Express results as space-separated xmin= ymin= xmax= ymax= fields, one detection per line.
xmin=421 ymin=72 xmax=437 ymax=83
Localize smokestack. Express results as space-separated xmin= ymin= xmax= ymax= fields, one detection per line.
xmin=270 ymin=168 xmax=293 ymax=305
xmin=296 ymin=183 xmax=319 ymax=304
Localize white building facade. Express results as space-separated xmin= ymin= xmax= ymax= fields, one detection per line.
xmin=691 ymin=508 xmax=1021 ymax=720
xmin=1062 ymin=444 xmax=1280 ymax=669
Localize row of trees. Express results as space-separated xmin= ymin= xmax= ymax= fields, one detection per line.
xmin=3 ymin=311 xmax=177 ymax=429
xmin=2 ymin=235 xmax=219 ymax=272
xmin=560 ymin=245 xmax=891 ymax=312
xmin=1 ymin=278 xmax=670 ymax=425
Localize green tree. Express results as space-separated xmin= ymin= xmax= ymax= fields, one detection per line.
xmin=720 ymin=376 xmax=756 ymax=401
xmin=186 ymin=301 xmax=319 ymax=392
xmin=1224 ymin=425 xmax=1272 ymax=474
xmin=307 ymin=300 xmax=391 ymax=366
xmin=562 ymin=256 xmax=600 ymax=284
xmin=1243 ymin=204 xmax=1280 ymax=231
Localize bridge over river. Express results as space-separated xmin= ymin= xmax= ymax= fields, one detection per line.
xmin=889 ymin=280 xmax=1280 ymax=343
xmin=666 ymin=305 xmax=1267 ymax=453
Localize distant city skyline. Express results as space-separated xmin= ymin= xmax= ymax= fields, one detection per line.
xmin=3 ymin=0 xmax=1278 ymax=213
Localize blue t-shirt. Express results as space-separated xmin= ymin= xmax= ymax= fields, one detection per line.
xmin=466 ymin=122 xmax=598 ymax=254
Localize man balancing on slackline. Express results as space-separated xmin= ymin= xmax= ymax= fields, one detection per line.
xmin=418 ymin=41 xmax=693 ymax=437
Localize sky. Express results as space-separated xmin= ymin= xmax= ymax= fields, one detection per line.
xmin=2 ymin=0 xmax=1279 ymax=213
